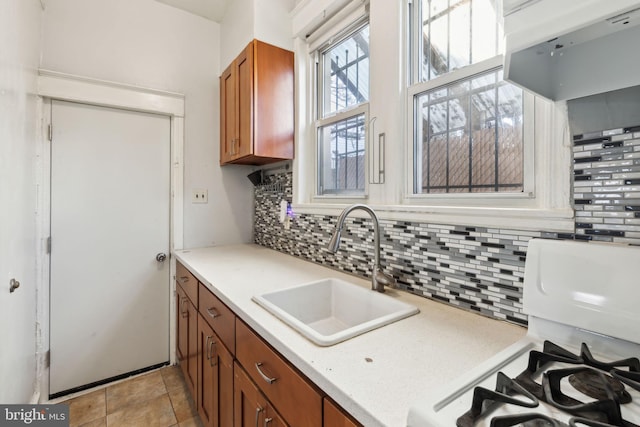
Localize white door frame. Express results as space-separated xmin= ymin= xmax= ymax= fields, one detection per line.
xmin=36 ymin=69 xmax=184 ymax=401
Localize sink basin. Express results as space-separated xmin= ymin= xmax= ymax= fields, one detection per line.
xmin=252 ymin=278 xmax=419 ymax=346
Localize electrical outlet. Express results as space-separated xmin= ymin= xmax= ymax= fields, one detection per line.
xmin=192 ymin=189 xmax=208 ymax=203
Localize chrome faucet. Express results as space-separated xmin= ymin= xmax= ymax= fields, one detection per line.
xmin=327 ymin=204 xmax=397 ymax=293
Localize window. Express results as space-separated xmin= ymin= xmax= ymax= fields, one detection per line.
xmin=409 ymin=0 xmax=526 ymax=195
xmin=316 ymin=23 xmax=370 ymax=196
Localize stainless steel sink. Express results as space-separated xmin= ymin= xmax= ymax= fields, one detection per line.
xmin=252 ymin=278 xmax=419 ymax=346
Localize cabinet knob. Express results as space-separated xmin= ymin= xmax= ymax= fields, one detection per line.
xmin=156 ymin=252 xmax=167 ymax=262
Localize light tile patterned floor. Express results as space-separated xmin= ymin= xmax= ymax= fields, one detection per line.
xmin=61 ymin=366 xmax=202 ymax=427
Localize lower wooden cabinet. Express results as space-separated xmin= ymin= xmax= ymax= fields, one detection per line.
xmin=197 ymin=314 xmax=234 ymax=427
xmin=176 ymin=262 xmax=362 ymax=427
xmin=236 ymin=319 xmax=322 ymax=427
xmin=176 ymin=282 xmax=198 ymax=398
xmin=324 ymin=398 xmax=361 ymax=427
xmin=234 ymin=361 xmax=287 ymax=427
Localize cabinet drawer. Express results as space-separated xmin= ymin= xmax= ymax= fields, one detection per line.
xmin=198 ymin=283 xmax=235 ymax=354
xmin=236 ymin=319 xmax=322 ymax=427
xmin=176 ymin=261 xmax=198 ymax=304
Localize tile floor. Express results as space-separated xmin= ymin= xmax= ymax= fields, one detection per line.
xmin=60 ymin=366 xmax=202 ymax=427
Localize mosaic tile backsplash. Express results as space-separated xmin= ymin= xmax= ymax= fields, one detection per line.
xmin=573 ymin=127 xmax=640 ymax=244
xmin=253 ymin=126 xmax=640 ymax=326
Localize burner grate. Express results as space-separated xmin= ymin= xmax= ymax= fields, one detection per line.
xmin=456 ymin=372 xmax=539 ymax=427
xmin=612 ymin=370 xmax=640 ymax=392
xmin=456 ymin=341 xmax=640 ymax=427
xmin=542 ymin=367 xmax=625 ymax=425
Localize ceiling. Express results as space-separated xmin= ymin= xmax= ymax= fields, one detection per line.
xmin=154 ymin=0 xmax=231 ymax=22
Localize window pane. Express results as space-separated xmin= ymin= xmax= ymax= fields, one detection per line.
xmin=322 ymin=25 xmax=370 ymax=117
xmin=420 ymin=0 xmax=501 ymax=82
xmin=414 ymin=69 xmax=523 ymax=193
xmin=425 ymin=14 xmax=448 ymax=79
xmin=318 ymin=114 xmax=366 ymax=194
xmin=471 ymin=0 xmax=498 ymax=63
xmin=449 ymin=1 xmax=470 ymax=70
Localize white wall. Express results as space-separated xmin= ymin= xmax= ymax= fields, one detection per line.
xmin=253 ymin=0 xmax=294 ymax=52
xmin=0 ymin=0 xmax=42 ymax=403
xmin=41 ymin=0 xmax=255 ymax=248
xmin=220 ymin=0 xmax=294 ymax=68
xmin=220 ymin=0 xmax=255 ymax=68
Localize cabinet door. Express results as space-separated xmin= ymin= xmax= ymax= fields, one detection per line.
xmin=218 ymin=339 xmax=234 ymax=427
xmin=220 ymin=62 xmax=236 ymax=164
xmin=235 ymin=42 xmax=253 ymax=160
xmin=185 ymin=297 xmax=198 ymax=398
xmin=177 ymin=283 xmax=197 ymax=398
xmin=176 ymin=284 xmax=188 ymax=364
xmin=198 ymin=315 xmax=216 ymax=427
xmin=234 ymin=362 xmax=288 ymax=427
xmin=197 ymin=314 xmax=234 ymax=427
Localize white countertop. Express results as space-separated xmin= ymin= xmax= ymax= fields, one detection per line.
xmin=174 ymin=244 xmax=526 ymax=427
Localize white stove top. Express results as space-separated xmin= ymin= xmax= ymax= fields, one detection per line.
xmin=408 ymin=239 xmax=640 ymax=427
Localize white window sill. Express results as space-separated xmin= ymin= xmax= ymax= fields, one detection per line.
xmin=291 ymin=202 xmax=575 ymax=232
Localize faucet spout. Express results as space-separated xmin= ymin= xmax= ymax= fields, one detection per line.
xmin=327 ymin=204 xmax=397 ymax=292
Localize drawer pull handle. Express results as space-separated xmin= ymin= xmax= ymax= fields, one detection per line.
xmin=178 ymin=276 xmax=189 ymax=285
xmin=180 ymin=297 xmax=188 ymax=318
xmin=255 ymin=362 xmax=277 ymax=384
xmin=206 ymin=307 xmax=220 ymax=319
xmin=209 ymin=339 xmax=217 ymax=367
xmin=255 ymin=406 xmax=263 ymax=427
xmin=205 ymin=336 xmax=211 ymax=359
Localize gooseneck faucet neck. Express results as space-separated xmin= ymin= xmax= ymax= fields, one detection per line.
xmin=328 ymin=204 xmax=396 ymax=292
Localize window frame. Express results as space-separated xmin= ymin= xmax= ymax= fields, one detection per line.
xmin=406 ymin=56 xmax=537 ymax=207
xmin=405 ymin=1 xmax=537 ymax=207
xmin=313 ymin=19 xmax=371 ymax=199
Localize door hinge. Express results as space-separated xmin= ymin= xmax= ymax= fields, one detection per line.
xmin=48 ymin=124 xmax=52 ymax=142
xmin=46 ymin=236 xmax=51 ymax=254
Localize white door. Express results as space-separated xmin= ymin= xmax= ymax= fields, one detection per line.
xmin=50 ymin=100 xmax=171 ymax=396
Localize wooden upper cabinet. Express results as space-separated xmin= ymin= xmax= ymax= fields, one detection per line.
xmin=220 ymin=63 xmax=236 ymax=164
xmin=219 ymin=39 xmax=294 ymax=165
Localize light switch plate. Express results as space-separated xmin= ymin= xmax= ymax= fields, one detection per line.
xmin=192 ymin=189 xmax=208 ymax=203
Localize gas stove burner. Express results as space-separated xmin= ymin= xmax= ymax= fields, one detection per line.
xmin=569 ymin=369 xmax=631 ymax=403
xmin=542 ymin=367 xmax=632 ymax=426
